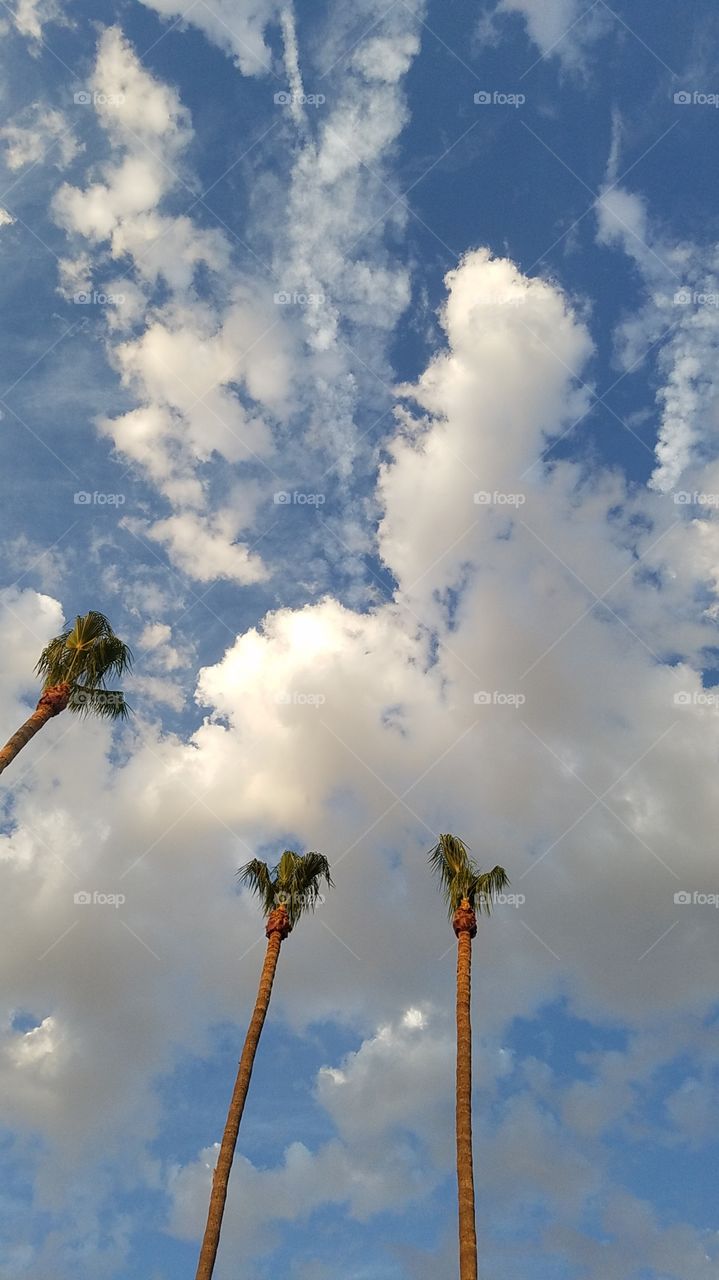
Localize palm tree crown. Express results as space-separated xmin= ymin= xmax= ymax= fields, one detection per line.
xmin=428 ymin=833 xmax=509 ymax=916
xmin=238 ymin=849 xmax=334 ymax=931
xmin=37 ymin=611 xmax=132 ymax=719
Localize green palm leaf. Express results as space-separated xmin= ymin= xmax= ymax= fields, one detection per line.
xmin=428 ymin=832 xmax=508 ymax=916
xmin=35 ymin=611 xmax=132 ymax=722
xmin=238 ymin=849 xmax=334 ymax=930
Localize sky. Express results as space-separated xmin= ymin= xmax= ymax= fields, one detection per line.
xmin=0 ymin=0 xmax=718 ymax=1277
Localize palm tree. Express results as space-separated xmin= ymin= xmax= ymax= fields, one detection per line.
xmin=195 ymin=849 xmax=334 ymax=1280
xmin=429 ymin=833 xmax=508 ymax=1280
xmin=0 ymin=611 xmax=132 ymax=777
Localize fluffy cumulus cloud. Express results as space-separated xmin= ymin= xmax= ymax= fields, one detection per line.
xmin=52 ymin=26 xmax=193 ymax=245
xmin=167 ymin=1007 xmax=454 ymax=1262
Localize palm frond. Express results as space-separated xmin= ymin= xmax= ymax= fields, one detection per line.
xmin=238 ymin=849 xmax=333 ymax=929
xmin=68 ymin=688 xmax=131 ymax=720
xmin=472 ymin=865 xmax=510 ymax=916
xmin=428 ymin=833 xmax=474 ymax=916
xmin=35 ymin=631 xmax=72 ymax=683
xmin=76 ymin=634 xmax=133 ymax=685
xmin=296 ymin=851 xmax=334 ymax=895
xmin=429 ymin=833 xmax=508 ymax=917
xmin=237 ymin=859 xmax=276 ymax=916
xmin=34 ymin=611 xmax=133 ymax=719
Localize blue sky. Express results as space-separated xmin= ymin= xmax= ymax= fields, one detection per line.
xmin=1 ymin=1 xmax=718 ymax=1277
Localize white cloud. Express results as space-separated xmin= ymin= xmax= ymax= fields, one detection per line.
xmin=52 ymin=27 xmax=287 ymax=584
xmin=12 ymin=0 xmax=64 ymax=43
xmin=596 ymin=182 xmax=719 ymax=493
xmin=0 ymin=106 xmax=81 ymax=171
xmin=6 ymin=177 xmax=719 ymax=1276
xmin=53 ymin=27 xmax=192 ymax=246
xmin=481 ymin=0 xmax=610 ymax=70
xmin=127 ymin=673 xmax=187 ymax=711
xmin=166 ymin=1008 xmax=453 ymax=1268
xmin=137 ymin=0 xmax=280 ymax=76
xmin=139 ymin=509 xmax=270 ymax=585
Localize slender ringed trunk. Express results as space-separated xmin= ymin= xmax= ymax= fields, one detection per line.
xmin=0 ymin=684 xmax=71 ymax=778
xmin=454 ymin=902 xmax=478 ymax=1280
xmin=195 ymin=908 xmax=289 ymax=1280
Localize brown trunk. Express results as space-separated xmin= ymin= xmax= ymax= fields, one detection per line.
xmin=454 ymin=900 xmax=478 ymax=1280
xmin=0 ymin=684 xmax=71 ymax=778
xmin=195 ymin=906 xmax=291 ymax=1280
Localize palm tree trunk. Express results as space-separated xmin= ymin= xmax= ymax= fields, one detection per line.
xmin=455 ymin=913 xmax=478 ymax=1279
xmin=0 ymin=685 xmax=70 ymax=778
xmin=195 ymin=912 xmax=287 ymax=1280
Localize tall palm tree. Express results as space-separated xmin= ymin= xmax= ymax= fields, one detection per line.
xmin=0 ymin=611 xmax=132 ymax=777
xmin=429 ymin=833 xmax=508 ymax=1280
xmin=195 ymin=849 xmax=334 ymax=1280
